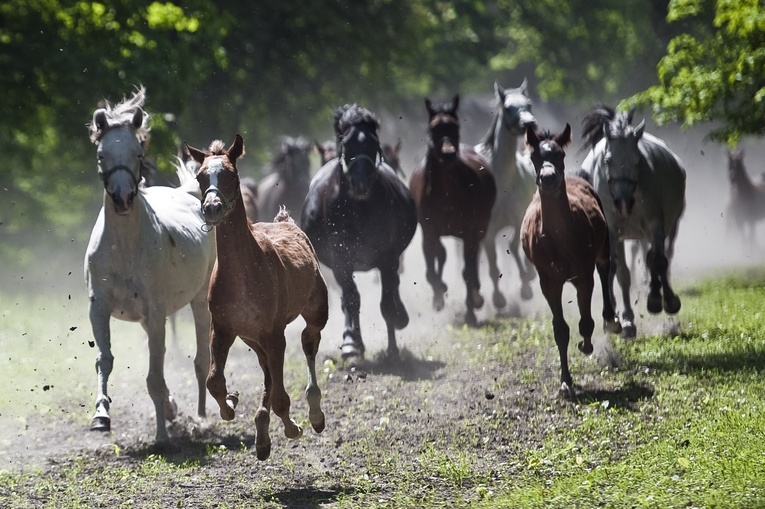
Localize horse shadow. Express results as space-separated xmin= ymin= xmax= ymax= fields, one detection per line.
xmin=569 ymin=379 xmax=655 ymax=411
xmin=264 ymin=486 xmax=359 ymax=508
xmin=340 ymin=347 xmax=446 ymax=382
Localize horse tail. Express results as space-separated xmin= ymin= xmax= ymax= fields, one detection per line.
xmin=580 ymin=104 xmax=616 ymax=153
xmin=274 ymin=205 xmax=294 ymax=224
xmin=174 ymin=156 xmax=202 ymax=199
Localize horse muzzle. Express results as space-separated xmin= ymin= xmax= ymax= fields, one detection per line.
xmin=615 ymin=197 xmax=635 ymax=218
xmin=537 ymin=164 xmax=561 ymax=194
xmin=109 ymin=190 xmax=136 ymax=215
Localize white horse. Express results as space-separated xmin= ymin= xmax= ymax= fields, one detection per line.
xmin=84 ymin=87 xmax=215 ymax=444
xmin=476 ymin=79 xmax=538 ymax=308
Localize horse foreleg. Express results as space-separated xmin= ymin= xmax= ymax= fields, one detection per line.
xmin=462 ymin=238 xmax=484 ymax=327
xmin=596 ymin=255 xmax=622 ymax=335
xmin=613 ymin=238 xmax=636 ymax=338
xmin=422 ymin=231 xmax=448 ymax=311
xmin=574 ymin=278 xmax=595 ymax=355
xmin=379 ymin=261 xmax=408 ymax=359
xmin=89 ymin=297 xmax=113 ymax=432
xmin=335 ymin=267 xmax=364 ymax=359
xmin=189 ymin=291 xmax=211 ymax=418
xmin=143 ymin=311 xmax=174 ymax=444
xmin=206 ymin=323 xmax=237 ymax=421
xmin=652 ymin=225 xmax=681 ymax=315
xmin=509 ymin=227 xmax=535 ymax=300
xmin=539 ymin=277 xmax=572 ymax=394
xmin=482 ymin=230 xmax=507 ymax=309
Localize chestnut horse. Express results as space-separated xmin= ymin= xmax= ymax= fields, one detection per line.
xmin=409 ymin=95 xmax=497 ymax=326
xmin=725 ymin=148 xmax=765 ymax=248
xmin=85 ymin=87 xmax=215 ymax=444
xmin=301 ymin=104 xmax=417 ymax=362
xmin=521 ymin=124 xmax=621 ymax=394
xmin=256 ymin=136 xmax=312 ymax=223
xmin=187 ymin=134 xmax=329 ymax=461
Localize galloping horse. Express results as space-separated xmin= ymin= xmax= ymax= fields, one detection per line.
xmin=521 ymin=124 xmax=621 ymax=394
xmin=301 ymin=104 xmax=417 ymax=362
xmin=581 ymin=105 xmax=686 ymax=338
xmin=187 ymin=134 xmax=328 ymax=461
xmin=476 ymin=79 xmax=538 ymax=307
xmin=725 ymin=148 xmax=765 ymax=248
xmin=410 ymin=95 xmax=497 ymax=326
xmin=257 ymin=136 xmax=312 ymax=223
xmin=84 ymin=87 xmax=215 ymax=444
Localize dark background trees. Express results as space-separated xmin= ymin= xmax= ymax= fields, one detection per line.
xmin=1 ymin=0 xmax=760 ymax=266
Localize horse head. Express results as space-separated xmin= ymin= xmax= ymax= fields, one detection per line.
xmin=496 ymin=79 xmax=536 ymax=136
xmin=314 ymin=139 xmax=337 ymax=165
xmin=89 ymin=87 xmax=149 ymax=215
xmin=603 ymin=111 xmax=645 ymax=217
xmin=334 ymin=104 xmax=382 ymax=199
xmin=425 ymin=95 xmax=461 ymax=162
xmin=382 ymin=138 xmax=403 ymax=174
xmin=526 ymin=124 xmax=571 ymax=195
xmin=727 ymin=148 xmax=746 ymax=185
xmin=271 ymin=136 xmax=311 ymax=181
xmin=186 ymin=134 xmax=245 ymax=226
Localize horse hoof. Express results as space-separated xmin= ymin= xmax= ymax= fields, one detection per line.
xmin=578 ymin=341 xmax=594 ymax=355
xmin=493 ymin=291 xmax=507 ymax=309
xmin=664 ymin=296 xmax=681 ymax=314
xmin=605 ymin=319 xmax=623 ymax=334
xmin=520 ymin=285 xmax=533 ymax=301
xmin=90 ymin=416 xmax=111 ymax=432
xmin=341 ymin=342 xmax=364 ymax=360
xmin=465 ymin=310 xmax=478 ymax=328
xmin=647 ymin=293 xmax=663 ymax=314
xmin=559 ymin=382 xmax=574 ymax=397
xmin=285 ymin=423 xmax=304 ymax=440
xmin=164 ymin=396 xmax=178 ymax=422
xmin=310 ymin=411 xmax=326 ymax=433
xmin=621 ymin=323 xmax=637 ymax=339
xmin=433 ymin=294 xmax=445 ymax=312
xmin=256 ymin=441 xmax=272 ymax=461
xmin=387 ymin=346 xmax=400 ymax=362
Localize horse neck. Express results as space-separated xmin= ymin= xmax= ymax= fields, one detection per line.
xmin=538 ymin=185 xmax=574 ymax=229
xmin=731 ymin=164 xmax=756 ymax=192
xmin=212 ymin=195 xmax=259 ymax=265
xmin=491 ymin=115 xmax=520 ymax=185
xmin=101 ymin=190 xmax=149 ymax=244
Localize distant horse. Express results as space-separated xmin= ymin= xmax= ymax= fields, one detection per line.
xmin=581 ymin=105 xmax=686 ymax=338
xmin=84 ymin=86 xmax=215 ymax=444
xmin=725 ymin=148 xmax=765 ymax=248
xmin=382 ymin=138 xmax=405 ymax=178
xmin=409 ymin=95 xmax=497 ymax=326
xmin=187 ymin=134 xmax=328 ymax=461
xmin=301 ymin=104 xmax=417 ymax=362
xmin=476 ymin=79 xmax=538 ymax=307
xmin=239 ymin=177 xmax=260 ymax=223
xmin=257 ymin=136 xmax=312 ymax=223
xmin=314 ymin=139 xmax=337 ymax=165
xmin=521 ymin=124 xmax=621 ymax=393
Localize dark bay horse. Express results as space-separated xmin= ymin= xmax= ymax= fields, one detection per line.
xmin=581 ymin=105 xmax=686 ymax=338
xmin=300 ymin=104 xmax=417 ymax=362
xmin=85 ymin=87 xmax=215 ymax=444
xmin=725 ymin=148 xmax=765 ymax=248
xmin=257 ymin=136 xmax=312 ymax=223
xmin=187 ymin=134 xmax=328 ymax=461
xmin=475 ymin=79 xmax=538 ymax=307
xmin=409 ymin=95 xmax=497 ymax=326
xmin=521 ymin=124 xmax=621 ymax=394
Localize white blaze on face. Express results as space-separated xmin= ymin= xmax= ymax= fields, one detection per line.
xmin=207 ymin=158 xmax=224 ymax=189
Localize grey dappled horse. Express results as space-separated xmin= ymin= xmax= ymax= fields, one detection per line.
xmin=580 ymin=106 xmax=686 ymax=338
xmin=475 ymin=79 xmax=538 ymax=307
xmin=84 ymin=86 xmax=215 ymax=444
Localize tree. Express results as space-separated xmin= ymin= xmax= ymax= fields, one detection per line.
xmin=628 ymin=0 xmax=765 ymax=146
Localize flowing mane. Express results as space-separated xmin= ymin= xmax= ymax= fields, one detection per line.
xmin=88 ymin=85 xmax=150 ymax=144
xmin=580 ymin=104 xmax=635 ymax=152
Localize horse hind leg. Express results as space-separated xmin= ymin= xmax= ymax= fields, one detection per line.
xmin=423 ymin=233 xmax=448 ymax=311
xmin=206 ymin=324 xmax=238 ymax=421
xmin=574 ymin=278 xmax=596 ymax=355
xmin=261 ymin=333 xmax=303 ymax=443
xmin=336 ymin=268 xmax=365 ymax=361
xmin=301 ymin=277 xmax=328 ymax=433
xmin=613 ymin=239 xmax=637 ymax=338
xmin=596 ymin=255 xmax=622 ymax=334
xmin=248 ymin=343 xmax=274 ymax=461
xmin=482 ymin=231 xmax=507 ymax=309
xmin=539 ymin=277 xmax=573 ymax=394
xmin=143 ymin=312 xmax=174 ymax=444
xmin=661 ymin=225 xmax=681 ymax=314
xmin=509 ymin=229 xmax=535 ymax=300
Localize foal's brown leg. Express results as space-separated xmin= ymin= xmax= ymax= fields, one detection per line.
xmin=573 ymin=277 xmax=595 ymax=355
xmin=301 ymin=277 xmax=328 ymax=433
xmin=422 ymin=230 xmax=448 ymax=311
xmin=539 ymin=276 xmax=573 ymax=393
xmin=248 ymin=341 xmax=274 ymax=461
xmin=206 ymin=323 xmax=237 ymax=421
xmin=596 ymin=254 xmax=622 ymax=334
xmin=263 ymin=332 xmax=303 ymax=441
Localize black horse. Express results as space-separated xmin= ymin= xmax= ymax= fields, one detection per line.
xmin=300 ymin=104 xmax=417 ymax=362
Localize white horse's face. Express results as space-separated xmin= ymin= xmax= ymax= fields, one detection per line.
xmin=604 ymin=134 xmax=642 ymax=217
xmin=97 ymin=126 xmax=144 ymax=215
xmin=501 ymin=93 xmax=536 ymax=135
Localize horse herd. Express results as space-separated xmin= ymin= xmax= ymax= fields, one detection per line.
xmin=83 ymin=82 xmax=763 ymax=458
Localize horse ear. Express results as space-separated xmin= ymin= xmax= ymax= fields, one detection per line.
xmin=314 ymin=140 xmax=325 ymax=158
xmin=634 ymin=119 xmax=646 ymax=140
xmin=425 ymin=98 xmax=435 ymax=117
xmin=451 ymin=94 xmax=460 ymax=113
xmin=184 ymin=142 xmax=207 ymax=165
xmin=525 ymin=125 xmax=539 ymax=147
xmin=555 ymin=123 xmax=572 ymax=148
xmin=93 ymin=108 xmax=108 ymax=131
xmin=132 ymin=107 xmax=144 ymax=129
xmin=494 ymin=81 xmax=506 ymax=101
xmin=519 ymin=77 xmax=528 ymax=94
xmin=228 ymin=134 xmax=245 ymax=162
xmin=393 ymin=137 xmax=402 ymax=155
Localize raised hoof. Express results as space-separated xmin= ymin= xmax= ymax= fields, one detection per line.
xmin=621 ymin=322 xmax=637 ymax=339
xmin=433 ymin=293 xmax=445 ymax=312
xmin=664 ymin=295 xmax=681 ymax=314
xmin=578 ymin=341 xmax=594 ymax=355
xmin=493 ymin=291 xmax=507 ymax=309
xmin=255 ymin=441 xmax=272 ymax=461
xmin=90 ymin=416 xmax=111 ymax=432
xmin=520 ymin=284 xmax=533 ymax=301
xmin=647 ymin=292 xmax=663 ymax=314
xmin=285 ymin=424 xmax=304 ymax=440
xmin=220 ymin=392 xmax=238 ymax=421
xmin=472 ymin=290 xmax=485 ymax=310
xmin=311 ymin=414 xmax=326 ymax=434
xmin=341 ymin=341 xmax=364 ymax=361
